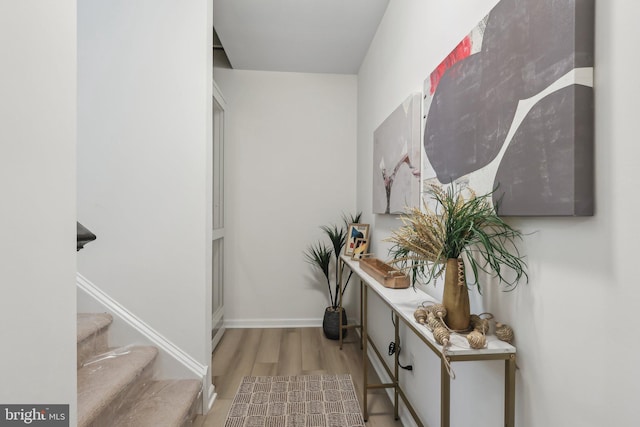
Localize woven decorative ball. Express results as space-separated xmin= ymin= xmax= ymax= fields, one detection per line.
xmin=414 ymin=308 xmax=428 ymax=324
xmin=495 ymin=323 xmax=514 ymax=344
xmin=432 ymin=304 xmax=447 ymax=320
xmin=427 ymin=313 xmax=442 ymax=331
xmin=433 ymin=326 xmax=450 ymax=346
xmin=467 ymin=330 xmax=487 ymax=349
xmin=472 ymin=317 xmax=490 ymax=334
xmin=424 ymin=303 xmax=443 ymax=316
xmin=470 ymin=314 xmax=481 ymax=326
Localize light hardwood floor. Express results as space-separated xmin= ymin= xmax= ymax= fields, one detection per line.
xmin=193 ymin=327 xmax=404 ymax=426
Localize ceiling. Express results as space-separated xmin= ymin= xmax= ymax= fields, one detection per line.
xmin=213 ymin=0 xmax=390 ymax=74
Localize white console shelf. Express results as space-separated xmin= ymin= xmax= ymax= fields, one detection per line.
xmin=339 ymin=254 xmax=516 ymax=427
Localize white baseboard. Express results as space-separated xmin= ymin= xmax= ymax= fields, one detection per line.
xmin=225 ymin=318 xmax=322 ymax=328
xmin=211 ymin=326 xmax=226 ymax=351
xmin=206 ymin=384 xmax=217 ymax=412
xmin=77 ymin=273 xmax=214 ymax=412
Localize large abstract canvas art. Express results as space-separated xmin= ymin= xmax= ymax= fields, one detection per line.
xmin=373 ymin=93 xmax=421 ymax=214
xmin=422 ymin=0 xmax=595 ymax=216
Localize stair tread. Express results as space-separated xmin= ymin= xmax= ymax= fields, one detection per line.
xmin=77 ymin=345 xmax=158 ymax=427
xmin=111 ymin=379 xmax=202 ymax=427
xmin=77 ymin=313 xmax=113 ymax=343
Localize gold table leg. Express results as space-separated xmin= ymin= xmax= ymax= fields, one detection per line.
xmin=360 ymin=279 xmax=363 ymax=350
xmin=394 ymin=313 xmax=399 ymax=420
xmin=362 ymin=284 xmax=368 ymax=421
xmin=440 ymin=358 xmax=450 ymax=427
xmin=505 ymin=354 xmax=516 ymax=427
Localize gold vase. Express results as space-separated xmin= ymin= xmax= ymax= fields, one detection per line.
xmin=442 ymin=258 xmax=471 ymax=330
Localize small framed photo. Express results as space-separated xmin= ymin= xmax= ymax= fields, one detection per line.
xmin=351 ymin=238 xmax=369 ymax=260
xmin=345 ymin=223 xmax=370 ymax=256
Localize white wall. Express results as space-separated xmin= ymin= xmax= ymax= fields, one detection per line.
xmin=77 ymin=0 xmax=213 ymax=377
xmin=0 ymin=0 xmax=77 ymax=423
xmin=358 ymin=1 xmax=640 ymax=426
xmin=212 ymin=69 xmax=359 ymax=326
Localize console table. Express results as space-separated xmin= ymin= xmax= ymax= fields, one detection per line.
xmin=338 ymin=255 xmax=517 ymax=427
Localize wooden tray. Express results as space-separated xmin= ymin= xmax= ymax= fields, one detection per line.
xmin=359 ymin=257 xmax=410 ymax=289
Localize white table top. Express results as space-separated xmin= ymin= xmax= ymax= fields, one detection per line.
xmin=342 ymin=255 xmax=516 ymax=357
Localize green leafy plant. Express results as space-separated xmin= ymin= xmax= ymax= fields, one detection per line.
xmin=387 ymin=185 xmax=527 ymax=292
xmin=305 ymin=212 xmax=362 ymax=308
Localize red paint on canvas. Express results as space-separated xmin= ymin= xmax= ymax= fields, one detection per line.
xmin=429 ymin=36 xmax=472 ymax=95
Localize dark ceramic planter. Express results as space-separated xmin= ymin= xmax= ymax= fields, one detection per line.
xmin=322 ymin=307 xmax=347 ymax=340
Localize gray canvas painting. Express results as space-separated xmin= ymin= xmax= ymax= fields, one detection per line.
xmin=373 ymin=93 xmax=421 ymax=214
xmin=422 ymin=0 xmax=595 ymax=216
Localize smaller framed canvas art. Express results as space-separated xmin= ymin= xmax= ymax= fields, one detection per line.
xmin=345 ymin=224 xmax=370 ymax=256
xmin=351 ymin=238 xmax=369 ymax=260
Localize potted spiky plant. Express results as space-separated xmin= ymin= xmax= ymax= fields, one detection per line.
xmin=305 ymin=212 xmax=362 ymax=340
xmin=387 ymin=185 xmax=527 ymax=330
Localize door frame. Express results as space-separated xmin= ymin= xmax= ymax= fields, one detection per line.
xmin=211 ymin=80 xmax=227 ymax=350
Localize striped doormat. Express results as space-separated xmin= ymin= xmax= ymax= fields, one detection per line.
xmin=225 ymin=374 xmax=365 ymax=427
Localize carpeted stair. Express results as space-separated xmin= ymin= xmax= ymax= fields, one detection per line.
xmin=77 ymin=313 xmax=201 ymax=427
